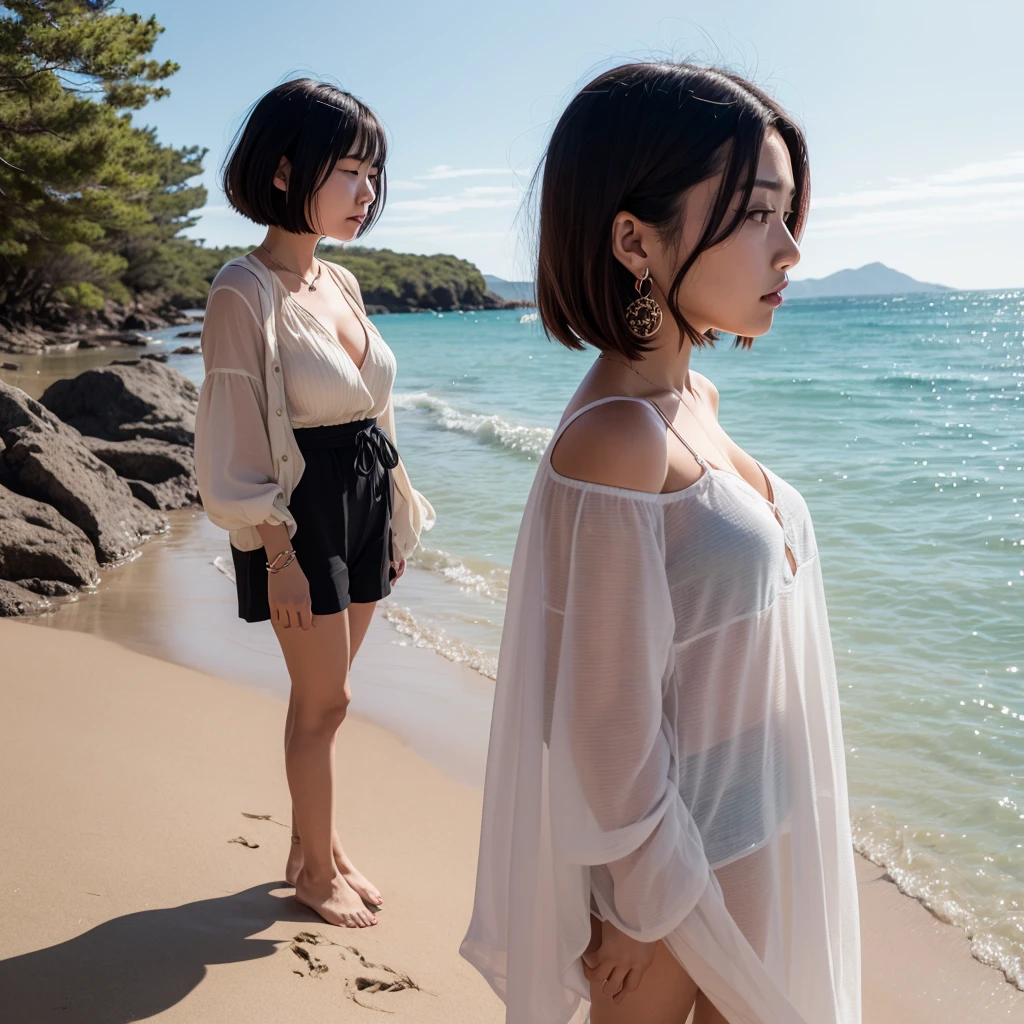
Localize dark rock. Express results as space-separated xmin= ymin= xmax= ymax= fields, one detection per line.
xmin=0 ymin=579 xmax=50 ymax=617
xmin=0 ymin=382 xmax=167 ymax=563
xmin=82 ymin=436 xmax=199 ymax=510
xmin=15 ymin=578 xmax=79 ymax=597
xmin=1 ymin=362 xmax=19 ymax=371
xmin=0 ymin=483 xmax=99 ymax=586
xmin=140 ymin=352 xmax=169 ymax=363
xmin=172 ymin=345 xmax=200 ymax=355
xmin=176 ymin=329 xmax=203 ymax=339
xmin=38 ymin=360 xmax=198 ymax=445
xmin=120 ymin=312 xmax=165 ymax=331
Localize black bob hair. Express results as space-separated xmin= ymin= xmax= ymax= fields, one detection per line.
xmin=222 ymin=78 xmax=388 ymax=237
xmin=534 ymin=62 xmax=809 ymax=356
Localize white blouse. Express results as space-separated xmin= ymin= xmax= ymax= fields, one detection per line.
xmin=461 ymin=396 xmax=861 ymax=1024
xmin=274 ymin=266 xmax=396 ymax=428
xmin=194 ymin=254 xmax=434 ymax=560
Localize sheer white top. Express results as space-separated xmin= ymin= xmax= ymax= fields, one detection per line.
xmin=461 ymin=396 xmax=861 ymax=1024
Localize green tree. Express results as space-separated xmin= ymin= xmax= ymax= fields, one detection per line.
xmin=0 ymin=1 xmax=205 ymax=327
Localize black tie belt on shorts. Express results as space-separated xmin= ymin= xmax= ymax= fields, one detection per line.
xmin=292 ymin=418 xmax=399 ymax=510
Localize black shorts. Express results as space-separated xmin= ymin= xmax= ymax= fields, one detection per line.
xmin=230 ymin=418 xmax=397 ymax=623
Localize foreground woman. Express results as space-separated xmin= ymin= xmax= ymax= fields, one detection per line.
xmin=462 ymin=63 xmax=861 ymax=1023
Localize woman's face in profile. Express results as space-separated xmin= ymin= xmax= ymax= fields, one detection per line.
xmin=670 ymin=130 xmax=802 ymax=340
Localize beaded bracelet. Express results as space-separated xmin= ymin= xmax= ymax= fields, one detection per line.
xmin=267 ymin=548 xmax=297 ymax=574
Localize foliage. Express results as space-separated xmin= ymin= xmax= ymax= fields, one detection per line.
xmin=0 ymin=1 xmax=205 ymax=325
xmin=319 ymin=245 xmax=492 ymax=311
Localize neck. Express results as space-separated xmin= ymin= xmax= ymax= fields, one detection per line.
xmin=260 ymin=228 xmax=322 ymax=276
xmin=612 ymin=308 xmax=696 ymax=396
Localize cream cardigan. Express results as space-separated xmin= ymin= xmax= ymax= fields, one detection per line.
xmin=193 ymin=253 xmax=434 ymax=560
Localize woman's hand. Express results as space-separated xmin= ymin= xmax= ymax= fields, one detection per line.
xmin=390 ymin=558 xmax=406 ymax=584
xmin=268 ymin=558 xmax=313 ymax=630
xmin=582 ymin=919 xmax=657 ymax=1005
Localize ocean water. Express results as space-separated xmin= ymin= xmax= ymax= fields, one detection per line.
xmin=12 ymin=289 xmax=1020 ymax=987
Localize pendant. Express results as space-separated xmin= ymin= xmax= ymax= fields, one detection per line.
xmin=308 ymin=283 xmax=317 ymax=292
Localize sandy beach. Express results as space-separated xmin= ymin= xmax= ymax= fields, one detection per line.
xmin=2 ymin=513 xmax=1024 ymax=1022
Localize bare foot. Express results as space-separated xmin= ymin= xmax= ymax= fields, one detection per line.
xmin=285 ymin=835 xmax=384 ymax=909
xmin=294 ymin=869 xmax=378 ymax=928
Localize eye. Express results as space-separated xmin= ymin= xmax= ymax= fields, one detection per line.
xmin=747 ymin=208 xmax=773 ymax=224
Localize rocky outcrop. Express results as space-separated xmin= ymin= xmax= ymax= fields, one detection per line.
xmin=0 ymin=580 xmax=50 ymax=617
xmin=0 ymin=382 xmax=167 ymax=565
xmin=82 ymin=436 xmax=199 ymax=511
xmin=38 ymin=359 xmax=198 ymax=445
xmin=0 ymin=483 xmax=99 ymax=587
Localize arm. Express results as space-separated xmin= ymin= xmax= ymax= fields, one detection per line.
xmin=544 ymin=405 xmax=708 ymax=1002
xmin=195 ymin=271 xmax=311 ymax=629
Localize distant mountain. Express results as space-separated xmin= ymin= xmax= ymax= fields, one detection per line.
xmin=484 ymin=274 xmax=536 ymax=303
xmin=786 ymin=262 xmax=952 ymax=299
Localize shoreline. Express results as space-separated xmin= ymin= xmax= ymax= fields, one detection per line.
xmin=5 ymin=511 xmax=1024 ymax=1019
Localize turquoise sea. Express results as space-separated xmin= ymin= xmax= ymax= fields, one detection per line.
xmin=168 ymin=288 xmax=1023 ymax=988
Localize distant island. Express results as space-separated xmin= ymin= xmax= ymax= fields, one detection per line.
xmin=484 ymin=275 xmax=536 ymax=304
xmin=785 ymin=262 xmax=953 ymax=299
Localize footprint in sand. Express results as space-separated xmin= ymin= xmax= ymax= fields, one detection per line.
xmin=227 ymin=836 xmax=259 ymax=849
xmin=288 ymin=933 xmax=426 ymax=1009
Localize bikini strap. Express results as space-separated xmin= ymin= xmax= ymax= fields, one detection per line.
xmin=640 ymin=397 xmax=710 ymax=470
xmin=550 ymin=395 xmax=710 ymax=471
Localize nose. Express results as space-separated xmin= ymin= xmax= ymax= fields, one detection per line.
xmin=774 ymin=222 xmax=801 ymax=273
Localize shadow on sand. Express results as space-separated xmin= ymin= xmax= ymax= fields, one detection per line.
xmin=0 ymin=882 xmax=313 ymax=1021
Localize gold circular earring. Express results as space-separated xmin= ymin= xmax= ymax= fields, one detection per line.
xmin=624 ymin=268 xmax=663 ymax=338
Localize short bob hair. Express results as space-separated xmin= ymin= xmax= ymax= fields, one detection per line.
xmin=535 ymin=62 xmax=809 ymax=356
xmin=222 ymin=78 xmax=388 ymax=237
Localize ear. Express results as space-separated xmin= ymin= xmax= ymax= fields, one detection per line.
xmin=610 ymin=211 xmax=651 ymax=280
xmin=272 ymin=155 xmax=292 ymax=193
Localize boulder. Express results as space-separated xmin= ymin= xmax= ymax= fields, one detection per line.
xmin=120 ymin=311 xmax=165 ymax=331
xmin=172 ymin=345 xmax=200 ymax=355
xmin=0 ymin=579 xmax=50 ymax=617
xmin=38 ymin=360 xmax=198 ymax=445
xmin=0 ymin=483 xmax=99 ymax=586
xmin=1 ymin=361 xmax=19 ymax=371
xmin=82 ymin=436 xmax=199 ymax=511
xmin=15 ymin=578 xmax=79 ymax=597
xmin=176 ymin=329 xmax=203 ymax=339
xmin=0 ymin=382 xmax=167 ymax=563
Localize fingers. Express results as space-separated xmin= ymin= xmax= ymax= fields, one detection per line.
xmin=602 ymin=965 xmax=628 ymax=1000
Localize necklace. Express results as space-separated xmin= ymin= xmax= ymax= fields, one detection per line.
xmin=597 ymin=354 xmax=736 ymax=471
xmin=258 ymin=244 xmax=323 ymax=292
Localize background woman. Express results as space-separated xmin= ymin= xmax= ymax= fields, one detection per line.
xmin=462 ymin=63 xmax=861 ymax=1022
xmin=195 ymin=79 xmax=434 ymax=929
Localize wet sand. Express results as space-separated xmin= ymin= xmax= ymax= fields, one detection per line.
xmin=3 ymin=509 xmax=1024 ymax=1021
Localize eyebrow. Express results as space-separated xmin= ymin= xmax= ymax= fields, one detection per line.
xmin=753 ymin=176 xmax=797 ymax=198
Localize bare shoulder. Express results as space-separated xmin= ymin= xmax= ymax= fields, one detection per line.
xmin=550 ymin=398 xmax=668 ymax=493
xmin=689 ymin=369 xmax=720 ymax=417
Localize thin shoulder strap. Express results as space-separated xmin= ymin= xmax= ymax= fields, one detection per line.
xmin=551 ymin=396 xmax=650 ymax=447
xmin=640 ymin=397 xmax=709 ymax=469
xmin=551 ymin=395 xmax=709 ymax=470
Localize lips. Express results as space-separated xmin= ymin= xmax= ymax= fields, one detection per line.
xmin=760 ymin=280 xmax=788 ymax=308
xmin=348 ymin=213 xmax=367 ymax=223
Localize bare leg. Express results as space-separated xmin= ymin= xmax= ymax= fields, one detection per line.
xmin=284 ymin=602 xmax=382 ymax=908
xmin=693 ymin=844 xmax=775 ymax=1023
xmin=275 ymin=608 xmax=376 ymax=928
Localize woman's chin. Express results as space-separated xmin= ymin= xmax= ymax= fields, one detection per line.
xmin=321 ymin=223 xmax=360 ymax=244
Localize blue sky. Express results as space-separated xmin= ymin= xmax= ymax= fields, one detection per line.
xmin=127 ymin=0 xmax=1024 ymax=288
